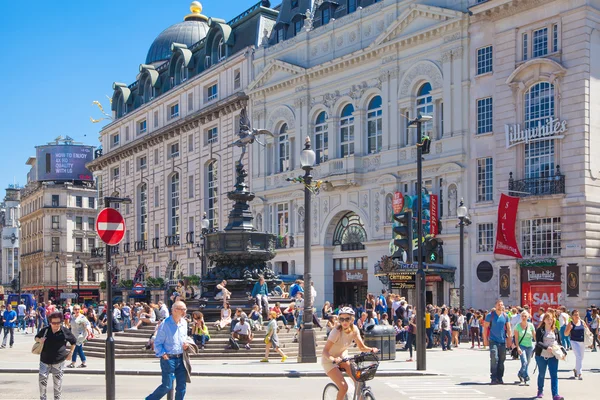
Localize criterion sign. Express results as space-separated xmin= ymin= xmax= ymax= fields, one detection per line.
xmin=96 ymin=207 xmax=126 ymax=246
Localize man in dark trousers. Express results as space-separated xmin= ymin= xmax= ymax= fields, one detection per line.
xmin=483 ymin=299 xmax=512 ymax=385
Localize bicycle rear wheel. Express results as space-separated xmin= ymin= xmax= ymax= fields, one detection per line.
xmin=323 ymin=383 xmax=339 ymax=400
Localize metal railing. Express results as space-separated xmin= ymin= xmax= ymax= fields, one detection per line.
xmin=508 ymin=167 xmax=565 ymax=198
xmin=165 ymin=234 xmax=180 ymax=247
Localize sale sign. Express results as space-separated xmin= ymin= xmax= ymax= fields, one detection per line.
xmin=392 ymin=192 xmax=404 ymax=214
xmin=494 ymin=194 xmax=522 ymax=258
xmin=523 ymin=284 xmax=562 ymax=315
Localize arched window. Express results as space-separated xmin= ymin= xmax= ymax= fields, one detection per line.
xmin=207 ymin=161 xmax=219 ymax=230
xmin=332 ymin=212 xmax=367 ymax=248
xmin=340 ymin=104 xmax=355 ymax=157
xmin=218 ymin=38 xmax=226 ymax=61
xmin=524 ymin=82 xmax=555 ymax=178
xmin=169 ymin=173 xmax=180 ymax=235
xmin=314 ymin=111 xmax=329 ymax=164
xmin=174 ymin=59 xmax=187 ymax=85
xmin=278 ymin=123 xmax=290 ymax=172
xmin=416 ymin=83 xmax=433 ymax=140
xmin=116 ymin=96 xmax=125 ymax=118
xmin=180 ymin=61 xmax=187 ymax=83
xmin=143 ymin=79 xmax=153 ymax=103
xmin=367 ymin=96 xmax=383 ymax=154
xmin=139 ymin=183 xmax=148 ymax=241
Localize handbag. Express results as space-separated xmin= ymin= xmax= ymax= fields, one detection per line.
xmin=583 ymin=325 xmax=594 ymax=347
xmin=31 ymin=328 xmax=48 ymax=355
xmin=511 ymin=324 xmax=528 ymax=359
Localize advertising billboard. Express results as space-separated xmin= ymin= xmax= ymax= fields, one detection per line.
xmin=36 ymin=145 xmax=94 ymax=182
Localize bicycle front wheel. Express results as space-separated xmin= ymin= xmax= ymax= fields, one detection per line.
xmin=323 ymin=383 xmax=339 ymax=400
xmin=362 ymin=389 xmax=376 ymax=400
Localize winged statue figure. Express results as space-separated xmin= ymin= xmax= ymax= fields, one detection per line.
xmin=228 ymin=108 xmax=273 ymax=164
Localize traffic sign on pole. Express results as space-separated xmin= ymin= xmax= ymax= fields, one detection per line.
xmin=96 ymin=208 xmax=126 ymax=246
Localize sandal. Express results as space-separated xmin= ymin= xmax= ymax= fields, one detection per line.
xmin=78 ymin=364 xmax=87 ymax=368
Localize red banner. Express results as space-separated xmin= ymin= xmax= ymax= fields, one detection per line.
xmin=494 ymin=194 xmax=522 ymax=258
xmin=392 ymin=192 xmax=404 ymax=214
xmin=430 ymin=194 xmax=438 ymax=236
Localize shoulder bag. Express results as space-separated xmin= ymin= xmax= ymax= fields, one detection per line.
xmin=583 ymin=322 xmax=594 ymax=347
xmin=511 ymin=324 xmax=527 ymax=359
xmin=32 ymin=328 xmax=48 ymax=355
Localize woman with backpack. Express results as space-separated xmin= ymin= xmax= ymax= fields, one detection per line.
xmin=513 ymin=310 xmax=535 ymax=385
xmin=534 ymin=312 xmax=564 ymax=400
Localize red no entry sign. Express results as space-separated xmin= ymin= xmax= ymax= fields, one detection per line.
xmin=96 ymin=208 xmax=126 ymax=246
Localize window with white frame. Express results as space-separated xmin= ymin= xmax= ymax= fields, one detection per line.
xmin=277 ymin=203 xmax=289 ymax=237
xmin=138 ymin=119 xmax=147 ymax=135
xmin=276 ymin=28 xmax=284 ymax=43
xmin=88 ymin=217 xmax=94 ymax=230
xmin=154 ymin=110 xmax=159 ymax=127
xmin=314 ymin=111 xmax=329 ymax=164
xmin=51 ymin=215 xmax=59 ymax=230
xmin=207 ymin=84 xmax=218 ymax=101
xmin=367 ymin=96 xmax=382 ymax=154
xmin=112 ymin=166 xmax=119 ymax=180
xmin=278 ymin=124 xmax=290 ymax=172
xmin=154 ymin=148 xmax=159 ymax=165
xmin=188 ymin=175 xmax=194 ymax=199
xmin=218 ymin=38 xmax=226 ymax=61
xmin=169 ymin=173 xmax=180 ymax=235
xmin=522 ymin=33 xmax=528 ymax=61
xmin=477 ymin=97 xmax=493 ymax=134
xmin=75 ymin=238 xmax=83 ymax=253
xmin=477 ymin=45 xmax=493 ymax=75
xmin=477 ymin=157 xmax=493 ymax=202
xmin=169 ymin=103 xmax=179 ymax=119
xmin=187 ymin=92 xmax=194 ymax=111
xmin=88 ymin=197 xmax=95 ymax=209
xmin=207 ymin=161 xmax=218 ymax=230
xmin=416 ymin=83 xmax=433 ymax=139
xmin=524 ymin=82 xmax=555 ymax=178
xmin=111 ymin=133 xmax=120 ymax=148
xmin=169 ymin=142 xmax=180 ymax=158
xmin=340 ymin=104 xmax=355 ymax=157
xmin=125 ymin=126 xmax=130 ymax=141
xmin=477 ymin=223 xmax=494 ymax=253
xmin=139 ymin=183 xmax=147 ymax=241
xmin=552 ymin=24 xmax=558 ymax=53
xmin=521 ymin=217 xmax=561 ymax=257
xmin=154 ymin=186 xmax=159 ymax=207
xmin=206 ymin=127 xmax=218 ymax=144
xmin=234 ymin=70 xmax=241 ymax=89
xmin=533 ymin=27 xmax=548 ymax=58
xmin=51 ymin=237 xmax=60 ymax=252
xmin=76 ymin=216 xmax=83 ymax=230
xmin=88 ymin=238 xmax=95 ymax=251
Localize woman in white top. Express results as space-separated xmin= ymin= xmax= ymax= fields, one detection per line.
xmin=590 ymin=308 xmax=600 ymax=352
xmin=214 ymin=280 xmax=231 ymax=307
xmin=214 ymin=303 xmax=232 ymax=330
xmin=469 ymin=312 xmax=481 ymax=348
xmin=322 ymin=307 xmax=378 ymax=400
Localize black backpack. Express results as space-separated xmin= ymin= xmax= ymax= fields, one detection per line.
xmin=229 ymin=337 xmax=240 ymax=351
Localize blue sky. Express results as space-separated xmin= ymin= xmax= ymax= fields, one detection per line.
xmin=0 ymin=0 xmax=264 ymax=190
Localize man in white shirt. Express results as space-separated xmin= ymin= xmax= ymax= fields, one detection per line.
xmin=559 ymin=306 xmax=571 ymax=349
xmin=158 ymin=301 xmax=170 ymax=321
xmin=232 ymin=317 xmax=253 ymax=349
xmin=17 ymin=301 xmax=27 ymax=332
xmin=310 ymin=282 xmax=317 ymax=305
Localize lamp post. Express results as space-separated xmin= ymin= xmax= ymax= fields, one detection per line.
xmin=408 ymin=113 xmax=433 ymax=371
xmin=103 ymin=195 xmax=131 ymax=400
xmin=75 ymin=256 xmax=82 ymax=304
xmin=298 ymin=137 xmax=317 ymax=363
xmin=196 ymin=213 xmax=210 ymax=294
xmin=55 ymin=255 xmax=60 ymax=302
xmin=456 ymin=199 xmax=470 ymax=311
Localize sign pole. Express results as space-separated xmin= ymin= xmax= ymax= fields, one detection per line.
xmin=416 ymin=120 xmax=427 ymax=371
xmin=104 ymin=198 xmax=115 ymax=400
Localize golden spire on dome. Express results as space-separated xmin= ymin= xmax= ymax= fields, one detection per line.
xmin=184 ymin=1 xmax=208 ymax=22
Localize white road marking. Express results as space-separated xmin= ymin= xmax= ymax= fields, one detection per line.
xmin=385 ymin=378 xmax=498 ymax=400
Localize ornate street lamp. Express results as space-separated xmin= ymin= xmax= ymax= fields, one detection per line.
xmin=456 ymin=199 xmax=471 ymax=311
xmin=75 ymin=256 xmax=83 ymax=304
xmin=298 ymin=137 xmax=317 ymax=363
xmin=196 ymin=212 xmax=211 ymax=288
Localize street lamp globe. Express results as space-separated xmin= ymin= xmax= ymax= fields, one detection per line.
xmin=55 ymin=255 xmax=59 ymax=263
xmin=457 ymin=199 xmax=468 ymax=218
xmin=300 ymin=137 xmax=316 ymax=169
xmin=201 ymin=215 xmax=210 ymax=231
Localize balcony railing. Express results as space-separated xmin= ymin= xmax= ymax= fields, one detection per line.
xmin=123 ymin=242 xmax=130 ymax=253
xmin=185 ymin=231 xmax=195 ymax=244
xmin=134 ymin=240 xmax=147 ymax=251
xmin=165 ymin=234 xmax=180 ymax=247
xmin=91 ymin=247 xmax=104 ymax=258
xmin=508 ymin=167 xmax=565 ymax=198
xmin=152 ymin=238 xmax=160 ymax=249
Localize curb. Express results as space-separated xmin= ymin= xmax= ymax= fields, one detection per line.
xmin=0 ymin=368 xmax=441 ymax=378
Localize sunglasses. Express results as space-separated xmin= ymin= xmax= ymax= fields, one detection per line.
xmin=339 ymin=317 xmax=353 ymax=322
xmin=50 ymin=322 xmax=61 ymax=325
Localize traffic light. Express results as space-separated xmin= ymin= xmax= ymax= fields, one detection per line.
xmin=423 ymin=237 xmax=444 ymax=264
xmin=10 ymin=279 xmax=18 ymax=291
xmin=392 ymin=211 xmax=413 ymax=263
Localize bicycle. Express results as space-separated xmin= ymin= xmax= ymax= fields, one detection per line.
xmin=322 ymin=352 xmax=379 ymax=400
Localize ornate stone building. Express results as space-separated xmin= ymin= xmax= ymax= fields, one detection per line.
xmin=86 ymin=2 xmax=277 ymax=302
xmin=1 ymin=186 xmax=21 ymax=289
xmin=248 ymin=0 xmax=471 ymax=308
xmin=468 ymin=0 xmax=600 ymax=310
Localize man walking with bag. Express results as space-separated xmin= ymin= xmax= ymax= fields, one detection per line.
xmin=146 ymin=301 xmax=189 ymax=400
xmin=484 ymin=299 xmax=512 ymax=385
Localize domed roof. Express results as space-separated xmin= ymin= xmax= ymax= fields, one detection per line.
xmin=145 ymin=2 xmax=209 ymax=65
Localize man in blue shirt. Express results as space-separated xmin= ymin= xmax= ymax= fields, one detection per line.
xmin=484 ymin=299 xmax=512 ymax=385
xmin=146 ymin=301 xmax=189 ymax=400
xmin=2 ymin=304 xmax=17 ymax=348
xmin=289 ymin=279 xmax=304 ymax=299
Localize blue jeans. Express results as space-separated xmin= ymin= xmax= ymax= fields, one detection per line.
xmin=426 ymin=328 xmax=433 ymax=348
xmin=560 ymin=325 xmax=571 ymax=349
xmin=441 ymin=330 xmax=451 ymax=350
xmin=536 ymin=355 xmax=559 ymax=397
xmin=146 ymin=357 xmax=187 ymax=400
xmin=72 ymin=344 xmax=86 ymax=363
xmin=36 ymin=317 xmax=47 ymax=333
xmin=518 ymin=345 xmax=533 ymax=380
xmin=193 ymin=334 xmax=209 ymax=346
xmin=18 ymin=316 xmax=26 ymax=330
xmin=123 ymin=316 xmax=132 ymax=329
xmin=489 ymin=340 xmax=506 ymax=382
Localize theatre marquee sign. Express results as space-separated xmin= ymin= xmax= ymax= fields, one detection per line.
xmin=505 ymin=118 xmax=567 ymax=149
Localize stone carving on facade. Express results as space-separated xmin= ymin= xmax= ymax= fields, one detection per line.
xmin=382 ymin=55 xmax=396 ymax=64
xmin=363 ymin=155 xmax=381 ymax=171
xmin=337 ymin=36 xmax=344 ymax=47
xmin=267 ymin=105 xmax=296 ymax=131
xmin=311 ymin=46 xmax=318 ymax=56
xmin=386 ymin=194 xmax=393 ymax=223
xmin=399 ymin=61 xmax=443 ymax=97
xmin=313 ymin=204 xmax=318 ymax=238
xmin=323 ymin=91 xmax=340 ymax=108
xmin=323 ymin=199 xmax=329 ymax=214
xmin=448 ymin=184 xmax=457 ymax=217
xmin=376 ymin=20 xmax=385 ymax=34
xmin=400 ymin=150 xmax=406 ymax=160
xmin=297 ymin=207 xmax=305 ymax=233
xmin=261 ymin=29 xmax=269 ymax=47
xmin=441 ymin=50 xmax=453 ymax=64
xmin=322 ymin=42 xmax=329 ymax=52
xmin=295 ymin=84 xmax=307 ymax=93
xmin=364 ymin=25 xmax=372 ymax=37
xmin=452 ymin=46 xmax=464 ymax=58
xmin=411 ymin=148 xmax=417 ymax=159
xmin=362 ymin=193 xmax=368 ymax=209
xmin=436 ymin=142 xmax=443 ymax=154
xmin=444 ymin=32 xmax=461 ymax=43
xmin=256 ymin=213 xmax=263 ymax=231
xmin=349 ymin=31 xmax=357 ymax=43
xmin=349 ymin=82 xmax=368 ymax=101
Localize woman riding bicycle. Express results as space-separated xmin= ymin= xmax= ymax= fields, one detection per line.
xmin=322 ymin=307 xmax=379 ymax=400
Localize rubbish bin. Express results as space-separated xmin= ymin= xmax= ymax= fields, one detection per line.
xmin=363 ymin=325 xmax=396 ymax=360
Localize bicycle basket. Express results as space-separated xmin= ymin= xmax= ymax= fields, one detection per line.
xmin=350 ymin=353 xmax=379 ymax=382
